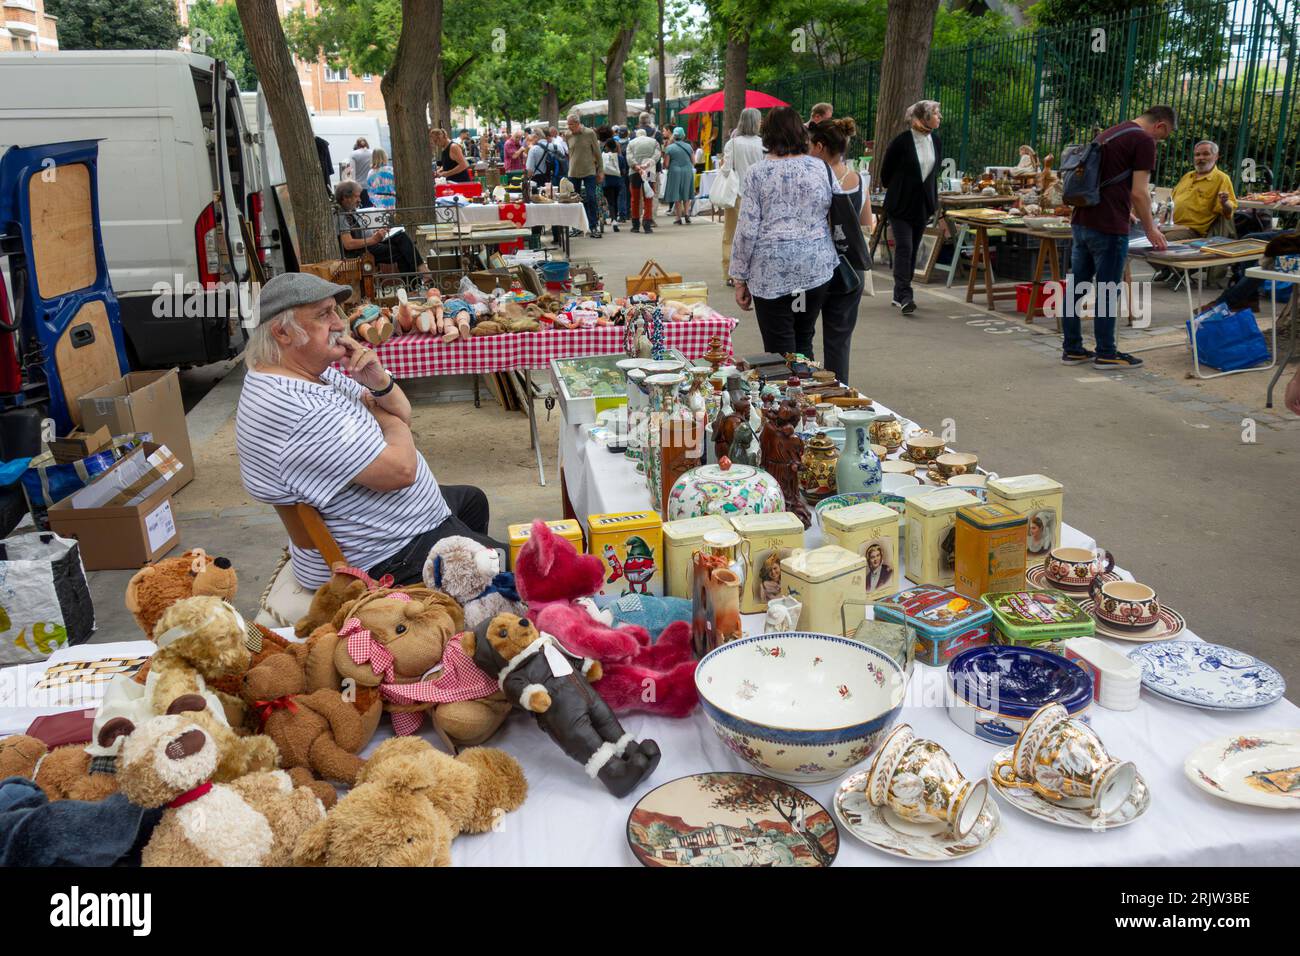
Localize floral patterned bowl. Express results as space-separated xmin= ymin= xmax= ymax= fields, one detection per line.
xmin=696 ymin=632 xmax=908 ymax=783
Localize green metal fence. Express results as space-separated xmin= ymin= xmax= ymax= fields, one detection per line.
xmin=767 ymin=0 xmax=1299 ymax=192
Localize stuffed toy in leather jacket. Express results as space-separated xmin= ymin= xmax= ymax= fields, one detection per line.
xmin=466 ymin=614 xmax=661 ymax=797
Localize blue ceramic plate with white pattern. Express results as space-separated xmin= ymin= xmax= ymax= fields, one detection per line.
xmin=1127 ymin=640 xmax=1285 ymax=710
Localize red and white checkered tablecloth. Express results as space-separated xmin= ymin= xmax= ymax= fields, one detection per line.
xmin=352 ymin=317 xmax=737 ymax=378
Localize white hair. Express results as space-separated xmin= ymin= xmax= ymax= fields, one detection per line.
xmin=245 ymin=308 xmax=309 ymax=369
xmin=638 ymin=111 xmax=652 ymax=125
xmin=736 ymin=107 xmax=761 ymax=137
xmin=907 ymin=100 xmax=941 ymax=123
xmin=1194 ymin=139 xmax=1219 ymax=155
xmin=566 ymin=112 xmax=582 ymax=124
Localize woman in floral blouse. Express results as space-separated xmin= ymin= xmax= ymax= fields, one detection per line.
xmin=728 ymin=107 xmax=839 ymax=361
xmin=366 ymin=149 xmax=397 ymax=210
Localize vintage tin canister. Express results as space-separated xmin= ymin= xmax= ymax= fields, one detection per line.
xmin=983 ymin=589 xmax=1095 ymax=646
xmin=779 ymin=545 xmax=868 ymax=636
xmin=587 ymin=511 xmax=664 ymax=597
xmin=821 ymin=502 xmax=901 ymax=601
xmin=873 ymin=585 xmax=992 ymax=667
xmin=953 ymin=504 xmax=1028 ymax=599
xmin=507 ymin=519 xmax=585 ymax=570
xmin=662 ymin=514 xmax=733 ymax=598
xmin=903 ymin=488 xmax=979 ymax=587
xmin=731 ymin=511 xmax=806 ymax=613
xmin=986 ymin=474 xmax=1064 ymax=568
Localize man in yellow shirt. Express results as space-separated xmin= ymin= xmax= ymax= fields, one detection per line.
xmin=1171 ymin=140 xmax=1236 ymax=236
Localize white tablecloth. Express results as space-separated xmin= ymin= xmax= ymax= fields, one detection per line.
xmin=453 ymin=202 xmax=589 ymax=231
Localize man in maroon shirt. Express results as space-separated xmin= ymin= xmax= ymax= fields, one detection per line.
xmin=1065 ymin=105 xmax=1175 ymax=370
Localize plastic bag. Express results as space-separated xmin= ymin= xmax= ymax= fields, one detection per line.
xmin=1186 ymin=304 xmax=1271 ymax=372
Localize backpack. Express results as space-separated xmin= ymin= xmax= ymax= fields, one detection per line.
xmin=1058 ymin=125 xmax=1145 ymax=207
xmin=532 ymin=144 xmax=555 ymax=182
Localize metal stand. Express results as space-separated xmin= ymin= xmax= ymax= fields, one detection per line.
xmin=523 ymin=367 xmax=546 ymax=486
xmin=1187 ymin=265 xmax=1277 ymax=380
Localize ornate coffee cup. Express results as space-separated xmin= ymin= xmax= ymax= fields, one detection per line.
xmin=902 ymin=434 xmax=946 ymax=464
xmin=994 ymin=703 xmax=1136 ymax=815
xmin=867 ymin=724 xmax=989 ymax=837
xmin=1044 ymin=547 xmax=1114 ymax=587
xmin=1089 ymin=578 xmax=1161 ymax=630
xmin=929 ymin=452 xmax=978 ymax=481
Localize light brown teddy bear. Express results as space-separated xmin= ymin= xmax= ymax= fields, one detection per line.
xmin=240 ymin=651 xmax=368 ymax=786
xmin=293 ymin=562 xmax=375 ymax=638
xmin=292 ymin=736 xmax=527 ymax=867
xmin=125 ymin=548 xmax=238 ymax=637
xmin=303 ymin=587 xmax=510 ymax=749
xmin=148 ymin=595 xmax=280 ymax=783
xmin=0 ymin=736 xmax=120 ymax=802
xmin=117 ymin=714 xmax=325 ymax=867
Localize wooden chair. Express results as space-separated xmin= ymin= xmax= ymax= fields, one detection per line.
xmin=274 ymin=503 xmax=346 ymax=569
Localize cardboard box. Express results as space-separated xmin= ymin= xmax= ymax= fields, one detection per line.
xmin=48 ymin=443 xmax=182 ymax=570
xmin=66 ymin=444 xmax=183 ymax=510
xmin=77 ymin=370 xmax=194 ymax=492
xmin=48 ymin=425 xmax=112 ymax=463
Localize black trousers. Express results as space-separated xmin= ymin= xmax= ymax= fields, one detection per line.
xmin=753 ymin=282 xmax=830 ymax=361
xmin=820 ymin=272 xmax=863 ymax=385
xmin=367 ymin=231 xmax=421 ymax=274
xmin=366 ymin=485 xmax=504 ymax=586
xmin=890 ymin=216 xmax=928 ymax=305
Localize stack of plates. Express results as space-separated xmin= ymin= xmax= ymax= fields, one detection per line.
xmin=1127 ymin=641 xmax=1286 ymax=711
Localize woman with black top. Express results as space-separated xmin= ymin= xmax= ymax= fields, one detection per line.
xmin=810 ymin=117 xmax=873 ymax=385
xmin=601 ymin=138 xmax=628 ymax=233
xmin=430 ymin=128 xmax=471 ymax=182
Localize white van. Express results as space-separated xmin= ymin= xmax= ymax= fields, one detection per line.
xmin=0 ymin=50 xmax=258 ymax=368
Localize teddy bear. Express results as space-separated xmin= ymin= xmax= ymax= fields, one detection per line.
xmin=124 ymin=548 xmax=238 ymax=637
xmin=294 ymin=562 xmax=391 ymax=638
xmin=0 ymin=735 xmax=120 ymax=802
xmin=145 ymin=596 xmax=281 ymax=783
xmin=116 ymin=714 xmax=325 ymax=867
xmin=240 ymin=650 xmax=368 ymax=787
xmin=292 ymin=736 xmax=526 ymax=866
xmin=303 ymin=587 xmax=510 ymax=747
xmin=423 ymin=535 xmax=525 ymax=632
xmin=466 ymin=613 xmax=660 ymax=797
xmin=514 ymin=520 xmax=699 ymax=718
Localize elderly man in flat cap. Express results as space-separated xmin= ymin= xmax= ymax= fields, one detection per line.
xmin=235 ymin=272 xmax=498 ymax=591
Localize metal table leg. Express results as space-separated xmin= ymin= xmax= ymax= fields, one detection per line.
xmin=1189 ymin=266 xmax=1279 ymax=381
xmin=524 ymin=367 xmax=546 ymax=486
xmin=1266 ymin=292 xmax=1297 ymax=407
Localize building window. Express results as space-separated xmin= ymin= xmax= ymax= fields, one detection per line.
xmin=325 ymin=65 xmax=349 ymax=82
xmin=362 ymin=73 xmax=373 ymax=83
xmin=348 ymin=92 xmax=364 ymax=111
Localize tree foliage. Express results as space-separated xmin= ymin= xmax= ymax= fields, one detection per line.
xmin=189 ymin=0 xmax=258 ymax=91
xmin=46 ymin=0 xmax=184 ymax=51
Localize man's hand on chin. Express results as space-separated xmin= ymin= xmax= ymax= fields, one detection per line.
xmin=339 ymin=335 xmax=390 ymax=391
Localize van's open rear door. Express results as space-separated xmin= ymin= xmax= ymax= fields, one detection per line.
xmin=209 ymin=60 xmax=249 ymax=289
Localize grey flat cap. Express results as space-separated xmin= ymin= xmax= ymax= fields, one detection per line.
xmin=255 ymin=272 xmax=352 ymax=326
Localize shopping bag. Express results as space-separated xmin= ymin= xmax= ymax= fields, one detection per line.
xmin=20 ymin=433 xmax=147 ymax=530
xmin=1186 ymin=304 xmax=1271 ymax=372
xmin=626 ymin=259 xmax=683 ymax=296
xmin=0 ymin=531 xmax=95 ymax=665
xmin=711 ymin=168 xmax=738 ymax=209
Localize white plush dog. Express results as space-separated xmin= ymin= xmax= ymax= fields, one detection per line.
xmin=423 ymin=536 xmax=525 ymax=631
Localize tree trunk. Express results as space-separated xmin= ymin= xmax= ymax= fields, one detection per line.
xmin=382 ymin=0 xmax=441 ymax=219
xmin=871 ymin=0 xmax=941 ymax=182
xmin=430 ymin=57 xmax=449 ymax=132
xmin=723 ymin=25 xmax=750 ymax=142
xmin=605 ymin=27 xmax=636 ymax=126
xmin=540 ymin=83 xmax=560 ymax=128
xmin=656 ymin=0 xmax=666 ymax=127
xmin=234 ymin=0 xmax=337 ymax=265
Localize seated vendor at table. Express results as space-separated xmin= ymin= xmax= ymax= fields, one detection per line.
xmin=335 ymin=180 xmax=426 ymax=275
xmin=236 ymin=272 xmax=501 ymax=591
xmin=1169 ymin=140 xmax=1237 ymax=237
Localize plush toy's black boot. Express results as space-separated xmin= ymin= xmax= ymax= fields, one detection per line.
xmin=598 ymin=738 xmax=661 ymax=797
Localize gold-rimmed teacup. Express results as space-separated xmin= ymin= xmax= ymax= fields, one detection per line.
xmin=993 ymin=703 xmax=1136 ymax=815
xmin=867 ymin=725 xmax=989 ymax=838
xmin=902 ymin=435 xmax=946 ymax=464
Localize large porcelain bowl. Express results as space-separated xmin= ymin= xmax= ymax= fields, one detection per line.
xmin=696 ymin=632 xmax=907 ymax=783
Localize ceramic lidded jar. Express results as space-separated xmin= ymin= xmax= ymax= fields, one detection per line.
xmin=666 ymin=458 xmax=785 ymax=522
xmin=836 ymin=409 xmax=883 ymax=496
xmin=868 ymin=414 xmax=904 ymax=452
xmin=798 ymin=431 xmax=839 ymax=503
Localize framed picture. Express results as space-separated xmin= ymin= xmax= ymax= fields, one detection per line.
xmin=915 ymin=227 xmax=943 ymax=282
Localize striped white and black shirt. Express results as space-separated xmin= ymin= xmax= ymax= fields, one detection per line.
xmin=236 ymin=367 xmax=450 ymax=589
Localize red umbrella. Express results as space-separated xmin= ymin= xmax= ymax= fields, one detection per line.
xmin=678 ymin=89 xmax=789 ymax=114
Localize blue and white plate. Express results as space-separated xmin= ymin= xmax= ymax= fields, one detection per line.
xmin=1127 ymin=641 xmax=1286 ymax=710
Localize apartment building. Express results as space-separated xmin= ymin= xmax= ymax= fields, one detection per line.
xmin=0 ymin=0 xmax=59 ymax=52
